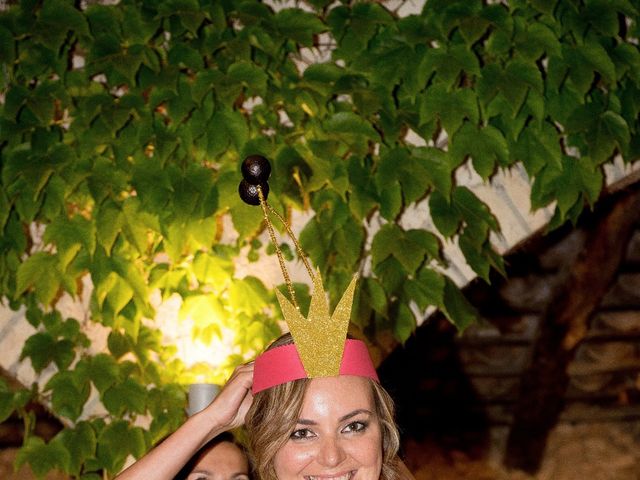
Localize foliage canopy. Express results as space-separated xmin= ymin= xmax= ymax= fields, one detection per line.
xmin=0 ymin=0 xmax=639 ymax=477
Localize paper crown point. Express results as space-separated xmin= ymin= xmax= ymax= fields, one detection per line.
xmin=275 ymin=272 xmax=358 ymax=377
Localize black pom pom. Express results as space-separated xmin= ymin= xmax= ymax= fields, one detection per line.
xmin=239 ymin=179 xmax=269 ymax=206
xmin=241 ymin=155 xmax=271 ymax=185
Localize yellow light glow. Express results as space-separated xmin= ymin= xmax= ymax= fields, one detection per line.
xmin=152 ymin=292 xmax=240 ymax=383
xmin=177 ymin=326 xmax=238 ymax=369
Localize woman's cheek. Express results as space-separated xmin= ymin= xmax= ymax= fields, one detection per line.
xmin=274 ymin=443 xmax=316 ymax=476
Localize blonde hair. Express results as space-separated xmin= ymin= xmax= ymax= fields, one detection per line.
xmin=245 ymin=334 xmax=400 ymax=480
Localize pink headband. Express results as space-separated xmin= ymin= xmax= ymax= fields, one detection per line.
xmin=252 ymin=339 xmax=379 ymax=394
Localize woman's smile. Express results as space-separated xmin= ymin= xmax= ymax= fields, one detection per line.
xmin=304 ymin=470 xmax=356 ymax=480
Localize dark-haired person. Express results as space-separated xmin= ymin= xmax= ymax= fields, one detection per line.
xmin=174 ymin=432 xmax=249 ymax=480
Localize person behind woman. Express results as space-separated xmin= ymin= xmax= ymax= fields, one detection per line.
xmin=173 ymin=431 xmax=250 ymax=480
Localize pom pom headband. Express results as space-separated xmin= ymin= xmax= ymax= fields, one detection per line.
xmin=238 ymin=155 xmax=379 ymax=393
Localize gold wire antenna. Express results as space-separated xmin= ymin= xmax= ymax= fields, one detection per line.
xmin=238 ymin=154 xmax=359 ymax=377
xmin=238 ymin=155 xmax=313 ymax=310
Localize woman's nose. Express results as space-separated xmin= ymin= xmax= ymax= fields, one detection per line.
xmin=317 ymin=436 xmax=346 ymax=467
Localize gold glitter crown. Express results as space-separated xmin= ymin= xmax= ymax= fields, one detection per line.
xmin=275 ymin=272 xmax=357 ymax=377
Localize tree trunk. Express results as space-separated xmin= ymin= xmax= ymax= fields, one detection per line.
xmin=504 ymin=185 xmax=640 ymax=473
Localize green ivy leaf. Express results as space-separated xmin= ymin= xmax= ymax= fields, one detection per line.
xmin=441 ymin=277 xmax=477 ymax=331
xmin=89 ymin=353 xmax=121 ymax=393
xmin=102 ymin=378 xmax=147 ymax=416
xmin=16 ymin=436 xmax=71 ymax=479
xmin=107 ymin=331 xmax=131 ymax=359
xmin=354 ymin=277 xmax=388 ymax=326
xmin=583 ymin=0 xmax=619 ymax=36
xmin=44 ymin=215 xmax=96 ymax=266
xmin=274 ymin=9 xmax=326 ymax=46
xmin=95 ymin=420 xmax=146 ymax=474
xmin=502 ymin=59 xmax=543 ymax=112
xmin=52 ymin=339 xmax=75 ymax=371
xmin=393 ymin=302 xmax=416 ymax=343
xmin=612 ymin=43 xmax=640 ymax=81
xmin=575 ymin=41 xmax=617 ymax=86
xmin=459 ymin=232 xmax=491 ymax=282
xmin=215 ymin=109 xmax=248 ymax=152
xmin=429 ymin=190 xmax=462 ymax=238
xmin=0 ymin=380 xmax=15 ymax=423
xmin=20 ymin=332 xmax=56 ymax=373
xmin=146 ymin=384 xmax=186 ymax=444
xmin=531 ymin=155 xmax=603 ymax=220
xmin=0 ymin=28 xmax=15 ymax=85
xmin=168 ymin=43 xmax=203 ymax=70
xmin=514 ymin=122 xmax=563 ymax=177
xmin=371 ymin=224 xmax=441 ymax=275
xmin=44 ymin=370 xmax=90 ymax=422
xmin=95 ymin=201 xmax=123 ymax=254
xmin=369 ymin=240 xmax=406 ymax=290
xmin=230 ymin=203 xmax=264 ymax=240
xmin=228 ymin=61 xmax=268 ymax=97
xmin=324 ymin=112 xmax=379 ymax=139
xmin=419 ymin=84 xmax=479 ymax=136
xmin=20 ymin=332 xmax=75 ymax=373
xmin=413 ymin=147 xmax=455 ymax=197
xmin=229 ymin=276 xmax=270 ymax=316
xmin=36 ymin=0 xmax=90 ymax=51
xmin=192 ymin=251 xmax=234 ymax=291
xmin=521 ymin=22 xmax=561 ymax=59
xmin=403 ymin=267 xmax=446 ymax=311
xmin=180 ymin=294 xmax=225 ymax=333
xmin=131 ymin=158 xmax=173 ymax=215
xmin=421 ymin=44 xmax=481 ymax=88
xmin=529 ymin=0 xmax=557 ymax=15
xmin=454 ymin=186 xmax=500 ymax=233
xmin=450 ymin=123 xmax=510 ymax=179
xmin=588 ymin=110 xmax=631 ymax=163
xmin=55 ymin=422 xmax=97 ymax=477
xmin=377 ymin=182 xmax=402 ymax=221
xmin=348 ymin=155 xmax=379 ymax=220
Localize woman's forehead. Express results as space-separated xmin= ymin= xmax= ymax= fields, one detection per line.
xmin=300 ymin=376 xmax=374 ymax=418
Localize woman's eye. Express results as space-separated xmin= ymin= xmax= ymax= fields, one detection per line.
xmin=291 ymin=428 xmax=315 ymax=440
xmin=343 ymin=421 xmax=368 ymax=433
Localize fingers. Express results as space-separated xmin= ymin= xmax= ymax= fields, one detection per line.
xmin=224 ymin=362 xmax=254 ymax=389
xmin=236 ymin=389 xmax=254 ymax=427
xmin=202 ymin=361 xmax=255 ymax=431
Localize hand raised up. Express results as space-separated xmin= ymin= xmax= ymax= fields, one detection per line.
xmin=201 ymin=362 xmax=255 ymax=438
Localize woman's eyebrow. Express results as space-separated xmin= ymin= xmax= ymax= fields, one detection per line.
xmin=295 ymin=418 xmax=317 ymax=425
xmin=297 ymin=409 xmax=373 ymax=425
xmin=339 ymin=409 xmax=373 ymax=422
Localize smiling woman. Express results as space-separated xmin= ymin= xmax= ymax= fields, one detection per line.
xmin=114 ymin=330 xmax=407 ymax=480
xmin=246 ymin=334 xmax=400 ymax=480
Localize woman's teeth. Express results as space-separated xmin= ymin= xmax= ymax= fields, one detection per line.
xmin=305 ymin=471 xmax=354 ymax=480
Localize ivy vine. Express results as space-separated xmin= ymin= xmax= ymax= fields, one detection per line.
xmin=0 ymin=0 xmax=639 ymax=477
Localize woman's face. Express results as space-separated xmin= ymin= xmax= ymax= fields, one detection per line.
xmin=273 ymin=376 xmax=383 ymax=480
xmin=187 ymin=441 xmax=250 ymax=480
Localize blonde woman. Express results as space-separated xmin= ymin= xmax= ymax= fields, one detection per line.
xmin=116 ymin=334 xmax=409 ymax=480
